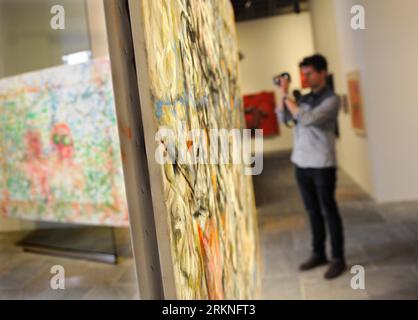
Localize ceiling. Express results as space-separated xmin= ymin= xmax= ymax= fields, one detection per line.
xmin=231 ymin=0 xmax=309 ymax=22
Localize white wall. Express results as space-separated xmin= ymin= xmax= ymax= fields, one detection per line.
xmin=356 ymin=0 xmax=418 ymax=202
xmin=310 ymin=0 xmax=373 ymax=195
xmin=310 ymin=0 xmax=418 ymax=203
xmin=236 ymin=13 xmax=315 ymax=152
xmin=0 ymin=0 xmax=90 ymax=78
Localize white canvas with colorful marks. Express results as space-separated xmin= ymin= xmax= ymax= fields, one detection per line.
xmin=0 ymin=58 xmax=128 ymax=226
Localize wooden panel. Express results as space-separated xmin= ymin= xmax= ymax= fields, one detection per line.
xmin=103 ymin=0 xmax=164 ymax=299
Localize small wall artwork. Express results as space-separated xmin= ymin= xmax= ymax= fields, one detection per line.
xmin=243 ymin=91 xmax=279 ymax=137
xmin=347 ymin=70 xmax=366 ymax=135
xmin=0 ymin=58 xmax=129 ymax=226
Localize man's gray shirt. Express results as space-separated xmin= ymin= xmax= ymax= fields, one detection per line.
xmin=278 ymin=87 xmax=340 ymax=168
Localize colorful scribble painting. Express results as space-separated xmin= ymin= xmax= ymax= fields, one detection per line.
xmin=140 ymin=0 xmax=260 ymax=299
xmin=0 ymin=58 xmax=128 ymax=226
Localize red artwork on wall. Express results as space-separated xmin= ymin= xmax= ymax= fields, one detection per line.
xmin=347 ymin=70 xmax=366 ymax=135
xmin=243 ymin=91 xmax=279 ymax=137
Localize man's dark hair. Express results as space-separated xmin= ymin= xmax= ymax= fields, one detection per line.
xmin=299 ymin=54 xmax=328 ymax=72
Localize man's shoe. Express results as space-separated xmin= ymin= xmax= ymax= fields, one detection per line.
xmin=299 ymin=255 xmax=328 ymax=271
xmin=324 ymin=260 xmax=347 ymax=279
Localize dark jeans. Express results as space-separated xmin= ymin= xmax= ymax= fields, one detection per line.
xmin=295 ymin=166 xmax=345 ymax=260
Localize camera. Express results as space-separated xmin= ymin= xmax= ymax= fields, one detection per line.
xmin=273 ymin=72 xmax=296 ymax=127
xmin=273 ymin=72 xmax=291 ymax=87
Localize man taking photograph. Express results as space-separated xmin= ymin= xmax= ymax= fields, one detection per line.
xmin=276 ymin=54 xmax=346 ymax=279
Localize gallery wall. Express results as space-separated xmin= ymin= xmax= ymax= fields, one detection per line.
xmin=236 ymin=12 xmax=315 ymax=153
xmin=309 ymin=0 xmax=373 ymax=195
xmin=310 ymin=0 xmax=418 ymax=203
xmin=0 ymin=0 xmax=90 ymax=79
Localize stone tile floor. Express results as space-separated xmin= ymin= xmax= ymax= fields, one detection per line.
xmin=0 ymin=150 xmax=417 ymax=299
xmin=0 ymin=228 xmax=139 ymax=300
xmin=255 ymin=151 xmax=418 ymax=300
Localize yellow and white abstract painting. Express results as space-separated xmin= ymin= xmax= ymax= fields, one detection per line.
xmin=139 ymin=0 xmax=260 ymax=299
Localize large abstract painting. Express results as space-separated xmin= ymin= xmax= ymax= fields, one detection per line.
xmin=0 ymin=58 xmax=129 ymax=226
xmin=139 ymin=0 xmax=260 ymax=299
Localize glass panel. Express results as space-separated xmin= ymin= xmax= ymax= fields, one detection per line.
xmin=0 ymin=0 xmax=137 ymax=300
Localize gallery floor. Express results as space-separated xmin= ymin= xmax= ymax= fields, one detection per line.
xmin=1 ymin=151 xmax=418 ymax=299
xmin=255 ymin=151 xmax=418 ymax=300
xmin=0 ymin=228 xmax=139 ymax=299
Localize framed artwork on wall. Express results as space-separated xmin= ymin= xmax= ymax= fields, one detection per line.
xmin=243 ymin=91 xmax=279 ymax=137
xmin=347 ymin=70 xmax=366 ymax=135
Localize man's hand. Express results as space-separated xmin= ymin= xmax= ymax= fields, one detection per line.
xmin=277 ymin=77 xmax=290 ymax=96
xmin=276 ymin=77 xmax=290 ymax=113
xmin=277 ymin=99 xmax=285 ymax=112
xmin=284 ymin=97 xmax=299 ymax=118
